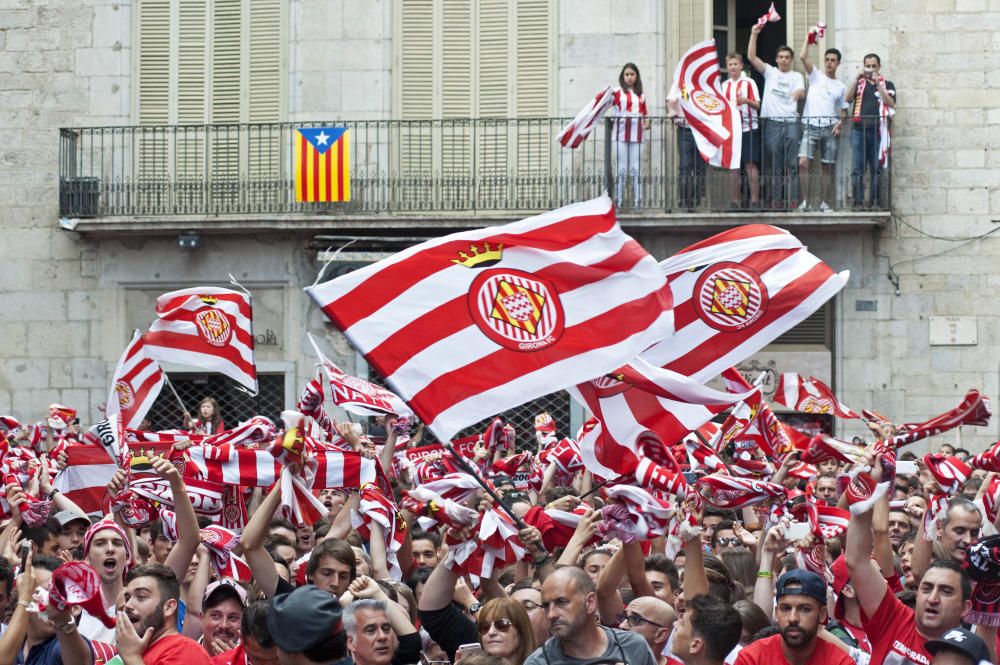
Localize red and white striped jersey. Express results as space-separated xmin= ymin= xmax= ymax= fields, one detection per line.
xmin=611 ymin=87 xmax=648 ymax=142
xmin=721 ymin=75 xmax=760 ymax=132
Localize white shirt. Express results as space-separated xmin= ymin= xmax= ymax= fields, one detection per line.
xmin=802 ymin=67 xmax=847 ymax=126
xmin=79 ymin=608 xmax=117 ymax=644
xmin=760 ymin=64 xmax=805 ymax=120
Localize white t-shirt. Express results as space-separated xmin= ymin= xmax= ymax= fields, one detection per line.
xmin=760 ymin=64 xmax=805 ymax=120
xmin=802 ymin=67 xmax=847 ymax=126
xmin=79 ymin=608 xmax=117 ymax=644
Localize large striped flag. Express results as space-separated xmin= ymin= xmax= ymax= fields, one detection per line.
xmin=568 ymin=357 xmax=755 ymax=481
xmin=305 ymin=196 xmax=674 ymax=441
xmin=641 ymin=225 xmax=849 ymax=384
xmin=106 ymin=330 xmax=164 ymax=429
xmin=295 ymin=127 xmax=350 ymax=202
xmin=144 ymin=287 xmax=257 ymax=394
xmin=672 ymin=40 xmax=741 ymax=169
xmin=556 ymin=87 xmax=614 ymax=149
xmin=187 ymin=445 xmax=377 ymax=490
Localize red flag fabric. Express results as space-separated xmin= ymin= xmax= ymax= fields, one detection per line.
xmin=556 ymin=87 xmax=615 ymax=149
xmin=570 ymin=358 xmax=754 ymax=481
xmin=886 ymin=390 xmax=991 ymax=449
xmin=695 ymin=474 xmax=787 ymax=509
xmin=807 ymin=21 xmax=827 ymax=45
xmin=711 ymin=390 xmax=763 ymax=452
xmin=671 ymin=40 xmax=741 ymax=169
xmin=970 ymin=439 xmax=1000 ymax=473
xmin=521 ymin=505 xmax=589 ymax=551
xmin=773 ymin=373 xmax=859 ymax=419
xmin=307 ymin=333 xmax=412 ymax=418
xmin=106 ymin=330 xmax=165 ymax=429
xmin=306 ymin=197 xmax=674 ymax=441
xmin=187 ymin=445 xmax=377 ymax=490
xmin=643 ymin=225 xmax=849 ymax=384
xmin=145 ymin=287 xmax=257 ymax=393
xmin=52 ymin=446 xmax=117 ymax=515
xmin=756 ymin=2 xmax=781 ymax=27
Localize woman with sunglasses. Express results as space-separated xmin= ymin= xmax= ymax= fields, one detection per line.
xmin=474 ymin=599 xmax=536 ymax=665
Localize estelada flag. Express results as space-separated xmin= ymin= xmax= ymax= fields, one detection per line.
xmin=295 ymin=127 xmax=350 ymax=202
xmin=305 ymin=196 xmax=673 ymax=441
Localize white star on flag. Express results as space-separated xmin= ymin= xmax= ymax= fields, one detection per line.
xmin=315 ymin=131 xmax=329 ymax=146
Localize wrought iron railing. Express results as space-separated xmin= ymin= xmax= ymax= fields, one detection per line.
xmin=58 ymin=116 xmax=891 ymax=218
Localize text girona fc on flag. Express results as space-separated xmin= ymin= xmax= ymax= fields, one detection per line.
xmin=306 ymin=196 xmax=673 ymax=440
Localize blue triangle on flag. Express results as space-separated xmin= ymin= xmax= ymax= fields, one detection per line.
xmin=298 ymin=127 xmax=347 ymax=155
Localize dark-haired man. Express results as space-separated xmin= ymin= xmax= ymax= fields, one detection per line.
xmin=409 ymin=531 xmax=442 ymax=570
xmin=796 ymin=35 xmax=846 ymax=212
xmin=734 ymin=570 xmax=852 ymax=665
xmin=670 ymin=594 xmax=742 ymax=665
xmin=524 ymin=567 xmax=656 ymax=665
xmin=845 ymin=53 xmax=895 ymax=208
xmin=116 ymin=562 xmax=211 ymax=665
xmin=749 ymin=23 xmax=805 ymax=209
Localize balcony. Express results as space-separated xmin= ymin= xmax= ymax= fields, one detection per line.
xmin=58 ymin=117 xmax=891 ymax=234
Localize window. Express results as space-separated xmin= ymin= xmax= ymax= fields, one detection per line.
xmin=133 ymin=0 xmax=286 ymax=206
xmin=145 ymin=372 xmax=287 ymax=431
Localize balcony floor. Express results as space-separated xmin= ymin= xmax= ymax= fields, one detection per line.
xmin=65 ymin=208 xmax=890 ymax=237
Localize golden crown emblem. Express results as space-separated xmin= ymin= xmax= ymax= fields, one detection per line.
xmin=452 ymin=241 xmax=504 ymax=268
xmin=198 ymin=295 xmax=219 ymax=305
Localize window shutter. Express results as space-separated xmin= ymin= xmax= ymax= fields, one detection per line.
xmin=441 ymin=0 xmax=473 ymax=193
xmin=247 ymin=0 xmax=282 ymax=183
xmin=790 ymin=0 xmax=821 ymax=73
xmin=677 ymin=0 xmax=709 ymax=51
xmin=136 ymin=0 xmax=171 ymax=189
xmin=398 ymin=0 xmax=435 ymax=196
xmin=475 ymin=0 xmax=509 ymax=202
xmin=514 ymin=0 xmax=550 ymax=117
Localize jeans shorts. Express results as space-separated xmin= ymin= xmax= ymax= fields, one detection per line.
xmin=799 ymin=123 xmax=837 ymax=164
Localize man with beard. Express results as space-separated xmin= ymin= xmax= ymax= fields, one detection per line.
xmin=523 ymin=567 xmax=656 ymax=665
xmin=116 ymin=563 xmax=212 ymax=665
xmin=201 ymin=580 xmax=248 ymax=656
xmin=210 ymin=601 xmax=279 ymax=665
xmin=733 ymin=570 xmax=852 ymax=665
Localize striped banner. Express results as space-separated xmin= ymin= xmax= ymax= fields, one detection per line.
xmin=106 ymin=330 xmax=164 ymax=429
xmin=295 ymin=127 xmax=350 ymax=202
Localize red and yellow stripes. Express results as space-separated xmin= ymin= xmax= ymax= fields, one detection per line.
xmin=295 ymin=129 xmax=350 ymax=202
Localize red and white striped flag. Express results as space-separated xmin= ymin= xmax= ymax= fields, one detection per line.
xmin=569 ymin=357 xmax=754 ymax=481
xmin=106 ymin=331 xmax=164 ymax=429
xmin=774 ymin=373 xmax=859 ymax=419
xmin=556 ymin=87 xmax=615 ymax=149
xmin=145 ymin=287 xmax=257 ymax=393
xmin=307 ymin=334 xmax=412 ymax=418
xmin=187 ymin=445 xmax=377 ymax=490
xmin=756 ymin=2 xmax=781 ymax=28
xmin=671 ymin=40 xmax=741 ymax=169
xmin=306 ymin=197 xmax=674 ymax=441
xmin=52 ymin=446 xmax=117 ymax=515
xmin=642 ymin=225 xmax=849 ymax=383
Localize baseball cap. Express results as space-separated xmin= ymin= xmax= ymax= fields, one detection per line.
xmin=266 ymin=585 xmax=344 ymax=653
xmin=925 ymin=628 xmax=992 ymax=665
xmin=52 ymin=510 xmax=91 ymax=528
xmin=204 ymin=578 xmax=249 ymax=609
xmin=775 ymin=569 xmax=827 ymax=606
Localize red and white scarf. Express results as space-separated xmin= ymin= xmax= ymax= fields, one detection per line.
xmin=756 ymin=2 xmax=781 ymax=28
xmin=695 ymin=474 xmax=786 ymax=509
xmin=886 ymin=390 xmax=991 ymax=449
xmin=852 ymin=76 xmax=894 ymax=167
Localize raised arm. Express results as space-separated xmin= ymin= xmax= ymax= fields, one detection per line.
xmin=747 ymin=24 xmax=766 ymax=73
xmin=156 ymin=456 xmax=201 ymax=582
xmin=239 ymin=481 xmax=283 ymax=598
xmin=417 ymin=541 xmax=464 ymax=611
xmin=845 ymin=474 xmax=890 ymax=618
xmin=872 ymin=490 xmax=895 ymax=577
xmin=909 ymin=480 xmax=939 ymax=583
xmin=596 ymin=546 xmax=627 ymax=625
xmin=798 ymin=33 xmax=813 ymax=74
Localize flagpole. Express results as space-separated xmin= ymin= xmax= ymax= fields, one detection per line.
xmin=579 ymin=475 xmax=618 ymax=500
xmin=163 ymin=375 xmax=189 ymax=418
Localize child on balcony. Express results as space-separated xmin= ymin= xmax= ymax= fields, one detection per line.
xmin=611 ymin=63 xmax=649 ymax=208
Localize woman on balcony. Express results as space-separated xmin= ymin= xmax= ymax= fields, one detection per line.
xmin=612 ymin=63 xmax=649 ymax=209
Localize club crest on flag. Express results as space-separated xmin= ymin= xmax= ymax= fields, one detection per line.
xmin=799 ymin=396 xmax=835 ymax=414
xmin=694 ymin=262 xmax=769 ymax=331
xmin=691 ymin=90 xmax=725 ymax=115
xmin=470 ymin=269 xmax=565 ymax=352
xmin=589 ymin=373 xmax=631 ymax=397
xmin=194 ymin=307 xmax=233 ymax=347
xmin=114 ymin=381 xmax=134 ymax=409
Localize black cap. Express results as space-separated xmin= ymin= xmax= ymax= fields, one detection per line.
xmin=925 ymin=628 xmax=992 ymax=665
xmin=775 ymin=569 xmax=827 ymax=606
xmin=266 ymin=585 xmax=344 ymax=652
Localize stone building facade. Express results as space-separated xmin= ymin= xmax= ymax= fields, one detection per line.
xmin=1 ymin=0 xmax=998 ymax=451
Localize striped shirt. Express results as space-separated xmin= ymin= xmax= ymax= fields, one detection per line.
xmin=721 ymin=76 xmax=760 ymax=132
xmin=611 ymin=87 xmax=648 ymax=142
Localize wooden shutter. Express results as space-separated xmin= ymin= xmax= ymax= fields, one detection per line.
xmin=476 ymin=0 xmax=509 ymax=205
xmin=514 ymin=0 xmax=553 ymax=204
xmin=136 ymin=0 xmax=171 ymax=191
xmin=247 ymin=0 xmax=283 ymax=186
xmin=676 ymin=0 xmax=709 ymax=55
xmin=790 ymin=0 xmax=821 ymax=74
xmin=441 ymin=0 xmax=473 ymax=200
xmin=398 ymin=0 xmax=434 ymax=201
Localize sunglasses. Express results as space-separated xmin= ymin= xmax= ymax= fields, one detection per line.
xmin=477 ymin=619 xmax=514 ymax=634
xmin=616 ymin=613 xmax=666 ymax=628
xmin=716 ymin=537 xmax=742 ymax=547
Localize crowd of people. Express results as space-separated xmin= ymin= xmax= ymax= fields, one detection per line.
xmin=0 ymin=392 xmax=996 ymax=665
xmin=613 ymin=27 xmax=895 ymax=211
